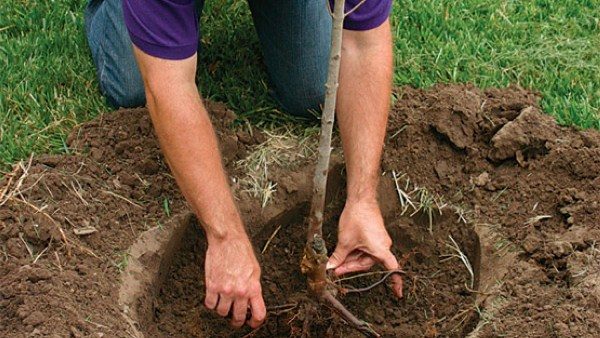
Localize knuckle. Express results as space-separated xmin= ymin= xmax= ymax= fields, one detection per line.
xmin=233 ymin=287 xmax=247 ymax=298
xmin=221 ymin=284 xmax=233 ymax=296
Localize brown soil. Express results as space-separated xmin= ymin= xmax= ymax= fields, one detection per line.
xmin=146 ymin=185 xmax=480 ymax=338
xmin=383 ymin=85 xmax=600 ymax=337
xmin=0 ymin=84 xmax=598 ymax=338
xmin=0 ymin=101 xmax=255 ymax=337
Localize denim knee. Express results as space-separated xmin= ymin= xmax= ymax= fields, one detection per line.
xmin=248 ymin=0 xmax=330 ymax=118
xmin=272 ymin=82 xmax=325 ymax=118
xmin=100 ymin=72 xmax=146 ymax=109
xmin=85 ymin=0 xmax=146 ymax=109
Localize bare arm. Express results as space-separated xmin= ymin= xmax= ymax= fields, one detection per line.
xmin=132 ymin=47 xmax=266 ymax=327
xmin=328 ymin=19 xmax=403 ymax=297
xmin=338 ymin=20 xmax=392 ymax=204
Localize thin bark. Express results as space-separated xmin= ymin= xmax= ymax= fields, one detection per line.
xmin=300 ymin=1 xmax=382 ymax=337
xmin=306 ymin=0 xmax=345 ymax=244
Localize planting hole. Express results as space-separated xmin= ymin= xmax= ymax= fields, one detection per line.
xmin=136 ymin=178 xmax=481 ymax=337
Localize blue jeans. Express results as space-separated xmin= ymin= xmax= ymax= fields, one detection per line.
xmin=85 ymin=0 xmax=331 ymax=117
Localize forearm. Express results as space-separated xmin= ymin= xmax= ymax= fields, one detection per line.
xmin=337 ymin=20 xmax=393 ymax=202
xmin=149 ymin=86 xmax=244 ymax=239
xmin=133 ymin=48 xmax=245 ymax=241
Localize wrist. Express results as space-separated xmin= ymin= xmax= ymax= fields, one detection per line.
xmin=345 ymin=171 xmax=379 ymax=204
xmin=342 ymin=197 xmax=383 ymax=229
xmin=188 ymin=188 xmax=248 ymax=242
xmin=204 ymin=222 xmax=248 ymax=244
xmin=345 ymin=187 xmax=378 ymax=205
xmin=196 ymin=206 xmax=248 ymax=244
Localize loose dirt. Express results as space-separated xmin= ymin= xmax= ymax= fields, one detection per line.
xmin=0 ymin=84 xmax=598 ymax=337
xmin=383 ymin=85 xmax=600 ymax=337
xmin=145 ymin=187 xmax=479 ymax=338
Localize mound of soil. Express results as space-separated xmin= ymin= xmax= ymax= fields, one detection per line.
xmin=383 ymin=84 xmax=600 ymax=337
xmin=0 ymin=102 xmax=258 ymax=337
xmin=0 ymin=84 xmax=598 ymax=337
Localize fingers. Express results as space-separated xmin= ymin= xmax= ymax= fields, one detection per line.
xmin=204 ymin=289 xmax=218 ymax=310
xmin=231 ymin=298 xmax=249 ymax=328
xmin=247 ymin=294 xmax=267 ymax=328
xmin=390 ymin=272 xmax=403 ymax=298
xmin=378 ymin=251 xmax=403 ymax=298
xmin=216 ymin=294 xmax=233 ymax=317
xmin=334 ymin=254 xmax=376 ymax=276
xmin=206 ymin=284 xmax=265 ymax=329
xmin=330 ymin=247 xmax=404 ymax=298
xmin=326 ymin=244 xmax=352 ymax=270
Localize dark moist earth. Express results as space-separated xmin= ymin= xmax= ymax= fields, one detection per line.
xmin=148 ymin=194 xmax=479 ymax=338
xmin=0 ymin=84 xmax=599 ymax=338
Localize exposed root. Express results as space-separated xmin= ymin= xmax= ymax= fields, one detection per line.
xmin=335 ymin=268 xmax=405 ymax=283
xmin=241 ymin=325 xmax=265 ymax=338
xmin=302 ymin=235 xmax=381 ymax=337
xmin=301 ymin=304 xmax=314 ymax=338
xmin=341 ymin=269 xmax=405 ymax=294
xmin=322 ymin=292 xmax=380 ymax=337
xmin=53 ymin=251 xmax=63 ymax=272
xmin=447 ymin=306 xmax=478 ymax=334
xmin=301 ymin=235 xmax=330 ymax=296
xmin=267 ymin=302 xmax=299 ymax=315
xmin=70 ymin=180 xmax=89 ymax=205
xmin=75 ymin=243 xmax=100 ymax=259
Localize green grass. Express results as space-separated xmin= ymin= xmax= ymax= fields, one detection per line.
xmin=392 ymin=0 xmax=600 ymax=128
xmin=1 ymin=0 xmax=598 ymax=169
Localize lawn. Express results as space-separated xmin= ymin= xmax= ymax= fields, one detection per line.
xmin=1 ymin=0 xmax=598 ymax=169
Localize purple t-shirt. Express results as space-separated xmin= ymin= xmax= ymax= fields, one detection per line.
xmin=123 ymin=0 xmax=392 ymax=60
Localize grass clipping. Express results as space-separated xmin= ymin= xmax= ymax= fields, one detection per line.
xmin=235 ymin=127 xmax=317 ymax=207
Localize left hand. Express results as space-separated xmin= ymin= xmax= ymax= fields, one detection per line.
xmin=326 ymin=199 xmax=403 ymax=297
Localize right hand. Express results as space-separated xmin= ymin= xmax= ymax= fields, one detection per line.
xmin=204 ymin=233 xmax=266 ymax=328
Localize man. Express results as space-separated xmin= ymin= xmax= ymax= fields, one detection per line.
xmin=85 ymin=0 xmax=402 ymax=330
